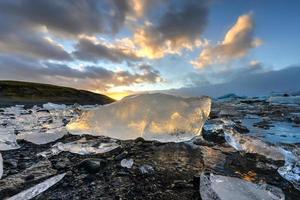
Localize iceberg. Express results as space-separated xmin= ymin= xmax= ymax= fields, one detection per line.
xmin=67 ymin=93 xmax=211 ymax=142
xmin=7 ymin=173 xmax=65 ymax=200
xmin=200 ymin=173 xmax=285 ymax=200
xmin=38 ymin=137 xmax=120 ymax=158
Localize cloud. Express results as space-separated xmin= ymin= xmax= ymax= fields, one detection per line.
xmin=0 ymin=0 xmax=130 ymax=37
xmin=132 ymin=0 xmax=210 ymax=59
xmin=192 ymin=13 xmax=262 ymax=68
xmin=73 ymin=38 xmax=141 ymax=63
xmin=0 ymin=13 xmax=71 ymax=60
xmin=0 ymin=55 xmax=162 ymax=92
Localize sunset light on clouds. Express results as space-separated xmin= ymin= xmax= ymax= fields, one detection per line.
xmin=0 ymin=0 xmax=300 ymax=99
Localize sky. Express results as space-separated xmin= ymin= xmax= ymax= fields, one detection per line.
xmin=0 ymin=0 xmax=299 ymax=99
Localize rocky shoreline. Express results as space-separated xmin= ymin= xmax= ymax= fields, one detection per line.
xmin=1 ymin=95 xmax=300 ymax=199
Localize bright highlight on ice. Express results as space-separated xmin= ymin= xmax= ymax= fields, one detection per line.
xmin=67 ymin=93 xmax=212 ymax=142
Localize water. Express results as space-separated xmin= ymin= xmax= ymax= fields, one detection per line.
xmin=242 ymin=115 xmax=300 ymax=144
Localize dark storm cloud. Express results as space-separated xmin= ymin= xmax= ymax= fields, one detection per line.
xmin=0 ymin=12 xmax=71 ymax=60
xmin=73 ymin=38 xmax=141 ymax=63
xmin=156 ymin=0 xmax=209 ymax=44
xmin=0 ymin=55 xmax=162 ymax=91
xmin=0 ymin=0 xmax=130 ymax=36
xmin=0 ymin=0 xmax=132 ymax=61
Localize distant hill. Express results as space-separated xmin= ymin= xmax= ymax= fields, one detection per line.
xmin=0 ymin=81 xmax=115 ymax=106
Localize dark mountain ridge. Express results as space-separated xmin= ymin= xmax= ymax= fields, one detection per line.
xmin=0 ymin=80 xmax=115 ymax=107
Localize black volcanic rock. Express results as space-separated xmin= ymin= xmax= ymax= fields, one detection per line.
xmin=0 ymin=80 xmax=115 ymax=107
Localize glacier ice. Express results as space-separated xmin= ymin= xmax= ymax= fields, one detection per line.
xmin=121 ymin=158 xmax=134 ymax=169
xmin=200 ymin=173 xmax=285 ymax=200
xmin=224 ymin=128 xmax=285 ymax=161
xmin=43 ymin=103 xmax=67 ymax=110
xmin=0 ymin=104 xmax=93 ymax=146
xmin=38 ymin=137 xmax=120 ymax=158
xmin=67 ymin=93 xmax=211 ymax=142
xmin=0 ymin=127 xmax=20 ymax=150
xmin=278 ymin=148 xmax=300 ymax=191
xmin=7 ymin=173 xmax=65 ymax=200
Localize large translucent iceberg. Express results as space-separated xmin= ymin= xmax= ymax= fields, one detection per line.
xmin=67 ymin=93 xmax=211 ymax=142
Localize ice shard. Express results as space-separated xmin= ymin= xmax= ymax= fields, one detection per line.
xmin=38 ymin=137 xmax=120 ymax=158
xmin=278 ymin=148 xmax=300 ymax=191
xmin=7 ymin=173 xmax=65 ymax=200
xmin=224 ymin=129 xmax=285 ymax=161
xmin=67 ymin=93 xmax=211 ymax=142
xmin=200 ymin=173 xmax=285 ymax=200
xmin=0 ymin=127 xmax=20 ymax=150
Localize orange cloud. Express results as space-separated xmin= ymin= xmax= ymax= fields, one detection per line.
xmin=192 ymin=13 xmax=262 ymax=68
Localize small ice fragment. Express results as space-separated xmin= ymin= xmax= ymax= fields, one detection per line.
xmin=278 ymin=148 xmax=300 ymax=191
xmin=121 ymin=159 xmax=134 ymax=169
xmin=7 ymin=173 xmax=66 ymax=200
xmin=139 ymin=164 xmax=154 ymax=174
xmin=0 ymin=127 xmax=20 ymax=150
xmin=0 ymin=153 xmax=3 ymax=179
xmin=67 ymin=93 xmax=211 ymax=143
xmin=38 ymin=137 xmax=120 ymax=158
xmin=200 ymin=173 xmax=285 ymax=200
xmin=43 ymin=103 xmax=67 ymax=110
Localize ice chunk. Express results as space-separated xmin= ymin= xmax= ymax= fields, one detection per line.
xmin=16 ymin=128 xmax=67 ymax=145
xmin=0 ymin=127 xmax=20 ymax=150
xmin=0 ymin=153 xmax=3 ymax=179
xmin=67 ymin=93 xmax=211 ymax=142
xmin=38 ymin=137 xmax=120 ymax=158
xmin=224 ymin=129 xmax=285 ymax=161
xmin=7 ymin=173 xmax=65 ymax=200
xmin=139 ymin=164 xmax=154 ymax=174
xmin=200 ymin=173 xmax=285 ymax=200
xmin=278 ymin=148 xmax=300 ymax=191
xmin=43 ymin=103 xmax=67 ymax=110
xmin=121 ymin=159 xmax=134 ymax=169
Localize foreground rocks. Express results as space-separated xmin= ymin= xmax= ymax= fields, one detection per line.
xmin=0 ymin=95 xmax=300 ymax=199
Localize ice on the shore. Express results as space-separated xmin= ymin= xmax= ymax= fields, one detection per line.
xmin=67 ymin=93 xmax=211 ymax=142
xmin=38 ymin=137 xmax=120 ymax=158
xmin=121 ymin=159 xmax=134 ymax=169
xmin=278 ymin=148 xmax=300 ymax=191
xmin=0 ymin=104 xmax=93 ymax=146
xmin=7 ymin=173 xmax=66 ymax=200
xmin=200 ymin=173 xmax=285 ymax=200
xmin=0 ymin=127 xmax=20 ymax=150
xmin=16 ymin=127 xmax=67 ymax=145
xmin=43 ymin=103 xmax=67 ymax=110
xmin=224 ymin=129 xmax=285 ymax=161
